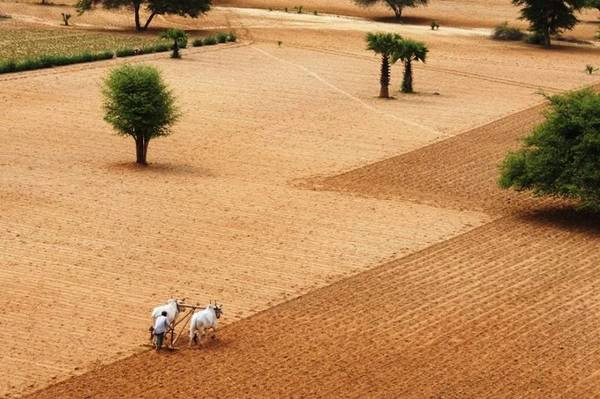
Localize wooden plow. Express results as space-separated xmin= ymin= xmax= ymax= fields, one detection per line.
xmin=167 ymin=303 xmax=204 ymax=349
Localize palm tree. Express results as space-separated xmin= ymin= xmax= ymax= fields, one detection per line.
xmin=392 ymin=39 xmax=428 ymax=93
xmin=366 ymin=32 xmax=404 ymax=98
xmin=160 ymin=29 xmax=188 ymax=59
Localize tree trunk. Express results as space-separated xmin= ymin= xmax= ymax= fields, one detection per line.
xmin=133 ymin=1 xmax=142 ymax=31
xmin=393 ymin=6 xmax=402 ymax=19
xmin=142 ymin=138 xmax=149 ymax=164
xmin=402 ymin=59 xmax=413 ymax=93
xmin=135 ymin=136 xmax=148 ymax=165
xmin=379 ymin=54 xmax=390 ymax=98
xmin=543 ymin=27 xmax=551 ymax=48
xmin=172 ymin=39 xmax=180 ymax=58
xmin=143 ymin=12 xmax=157 ymax=30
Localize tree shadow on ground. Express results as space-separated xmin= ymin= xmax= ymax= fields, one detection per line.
xmin=371 ymin=15 xmax=441 ymax=26
xmin=516 ymin=206 xmax=600 ymax=235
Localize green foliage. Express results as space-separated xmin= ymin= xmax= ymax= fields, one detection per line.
xmin=103 ymin=64 xmax=179 ymax=164
xmin=159 ymin=29 xmax=187 ymax=58
xmin=512 ymin=0 xmax=586 ymax=47
xmin=0 ymin=50 xmax=114 ymax=74
xmin=76 ymin=0 xmax=211 ymax=31
xmin=524 ymin=31 xmax=546 ymax=44
xmin=192 ymin=38 xmax=204 ymax=46
xmin=391 ymin=38 xmax=428 ymax=93
xmin=354 ymin=0 xmax=428 ymax=19
xmin=499 ymin=89 xmax=600 ymax=210
xmin=583 ymin=0 xmax=600 ymax=9
xmin=492 ymin=22 xmax=525 ymax=41
xmin=116 ymin=47 xmax=136 ymax=57
xmin=227 ymin=32 xmax=237 ymax=42
xmin=203 ymin=35 xmax=217 ymax=45
xmin=216 ymin=32 xmax=228 ymax=43
xmin=366 ymin=32 xmax=404 ymax=98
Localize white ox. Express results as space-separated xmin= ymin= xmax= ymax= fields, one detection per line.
xmin=149 ymin=298 xmax=184 ymax=341
xmin=189 ymin=303 xmax=223 ymax=346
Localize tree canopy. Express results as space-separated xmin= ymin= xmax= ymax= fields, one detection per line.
xmin=499 ymin=89 xmax=600 ymax=210
xmin=103 ymin=65 xmax=179 ymax=164
xmin=76 ymin=0 xmax=211 ymax=31
xmin=354 ymin=0 xmax=428 ymax=19
xmin=512 ymin=0 xmax=586 ymax=47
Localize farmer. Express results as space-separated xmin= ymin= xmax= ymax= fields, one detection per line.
xmin=153 ymin=310 xmax=171 ymax=352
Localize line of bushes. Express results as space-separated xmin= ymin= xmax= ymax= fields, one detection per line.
xmin=0 ymin=51 xmax=114 ymax=74
xmin=192 ymin=32 xmax=236 ymax=47
xmin=0 ymin=32 xmax=237 ymax=75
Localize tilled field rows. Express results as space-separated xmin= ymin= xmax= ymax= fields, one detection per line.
xmin=25 ymin=212 xmax=600 ymax=399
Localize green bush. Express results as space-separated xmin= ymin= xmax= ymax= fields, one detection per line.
xmin=216 ymin=32 xmax=228 ymax=43
xmin=492 ymin=22 xmax=524 ymax=41
xmin=0 ymin=60 xmax=17 ymax=73
xmin=227 ymin=32 xmax=237 ymax=42
xmin=499 ymin=89 xmax=600 ymax=210
xmin=116 ymin=48 xmax=136 ymax=57
xmin=203 ymin=35 xmax=217 ymax=45
xmin=525 ymin=31 xmax=546 ymax=45
xmin=192 ymin=38 xmax=204 ymax=47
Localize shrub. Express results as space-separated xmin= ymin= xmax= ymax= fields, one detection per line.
xmin=430 ymin=21 xmax=440 ymax=30
xmin=216 ymin=32 xmax=228 ymax=43
xmin=492 ymin=22 xmax=524 ymax=41
xmin=0 ymin=60 xmax=16 ymax=73
xmin=499 ymin=89 xmax=600 ymax=210
xmin=525 ymin=31 xmax=546 ymax=45
xmin=585 ymin=64 xmax=598 ymax=75
xmin=203 ymin=35 xmax=217 ymax=45
xmin=227 ymin=32 xmax=237 ymax=42
xmin=192 ymin=38 xmax=204 ymax=47
xmin=103 ymin=64 xmax=180 ymax=165
xmin=116 ymin=48 xmax=136 ymax=57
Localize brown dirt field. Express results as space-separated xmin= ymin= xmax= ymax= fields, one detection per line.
xmin=22 ymin=211 xmax=600 ymax=399
xmin=2 ymin=3 xmax=600 ymax=398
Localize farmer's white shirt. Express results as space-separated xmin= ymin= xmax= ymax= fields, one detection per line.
xmin=154 ymin=315 xmax=170 ymax=334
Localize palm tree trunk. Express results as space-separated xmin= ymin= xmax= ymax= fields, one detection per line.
xmin=402 ymin=59 xmax=413 ymax=93
xmin=380 ymin=54 xmax=390 ymax=98
xmin=386 ymin=0 xmax=402 ymax=19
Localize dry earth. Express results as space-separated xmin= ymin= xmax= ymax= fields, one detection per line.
xmin=1 ymin=1 xmax=600 ymax=398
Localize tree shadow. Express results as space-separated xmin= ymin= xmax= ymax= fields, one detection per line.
xmin=105 ymin=161 xmax=215 ymax=178
xmin=371 ymin=15 xmax=438 ymax=26
xmin=516 ymin=206 xmax=600 ymax=235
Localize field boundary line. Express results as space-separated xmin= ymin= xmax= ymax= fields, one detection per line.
xmin=252 ymin=45 xmax=442 ymax=136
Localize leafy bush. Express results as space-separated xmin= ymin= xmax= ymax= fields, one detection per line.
xmin=499 ymin=89 xmax=600 ymax=210
xmin=203 ymin=35 xmax=217 ymax=45
xmin=116 ymin=48 xmax=136 ymax=57
xmin=525 ymin=31 xmax=546 ymax=45
xmin=192 ymin=38 xmax=204 ymax=47
xmin=492 ymin=22 xmax=524 ymax=41
xmin=216 ymin=32 xmax=228 ymax=43
xmin=227 ymin=32 xmax=237 ymax=42
xmin=0 ymin=60 xmax=16 ymax=73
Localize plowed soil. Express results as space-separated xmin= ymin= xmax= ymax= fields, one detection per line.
xmin=3 ymin=2 xmax=600 ymax=398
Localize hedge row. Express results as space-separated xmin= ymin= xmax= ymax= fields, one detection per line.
xmin=0 ymin=33 xmax=237 ymax=75
xmin=192 ymin=32 xmax=237 ymax=47
xmin=0 ymin=51 xmax=114 ymax=74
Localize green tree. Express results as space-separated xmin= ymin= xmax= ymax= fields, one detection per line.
xmin=354 ymin=0 xmax=429 ymax=19
xmin=392 ymin=38 xmax=428 ymax=93
xmin=499 ymin=89 xmax=600 ymax=210
xmin=366 ymin=32 xmax=404 ymax=98
xmin=583 ymin=0 xmax=600 ymax=10
xmin=76 ymin=0 xmax=211 ymax=31
xmin=103 ymin=65 xmax=179 ymax=165
xmin=160 ymin=29 xmax=188 ymax=58
xmin=512 ymin=0 xmax=586 ymax=47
